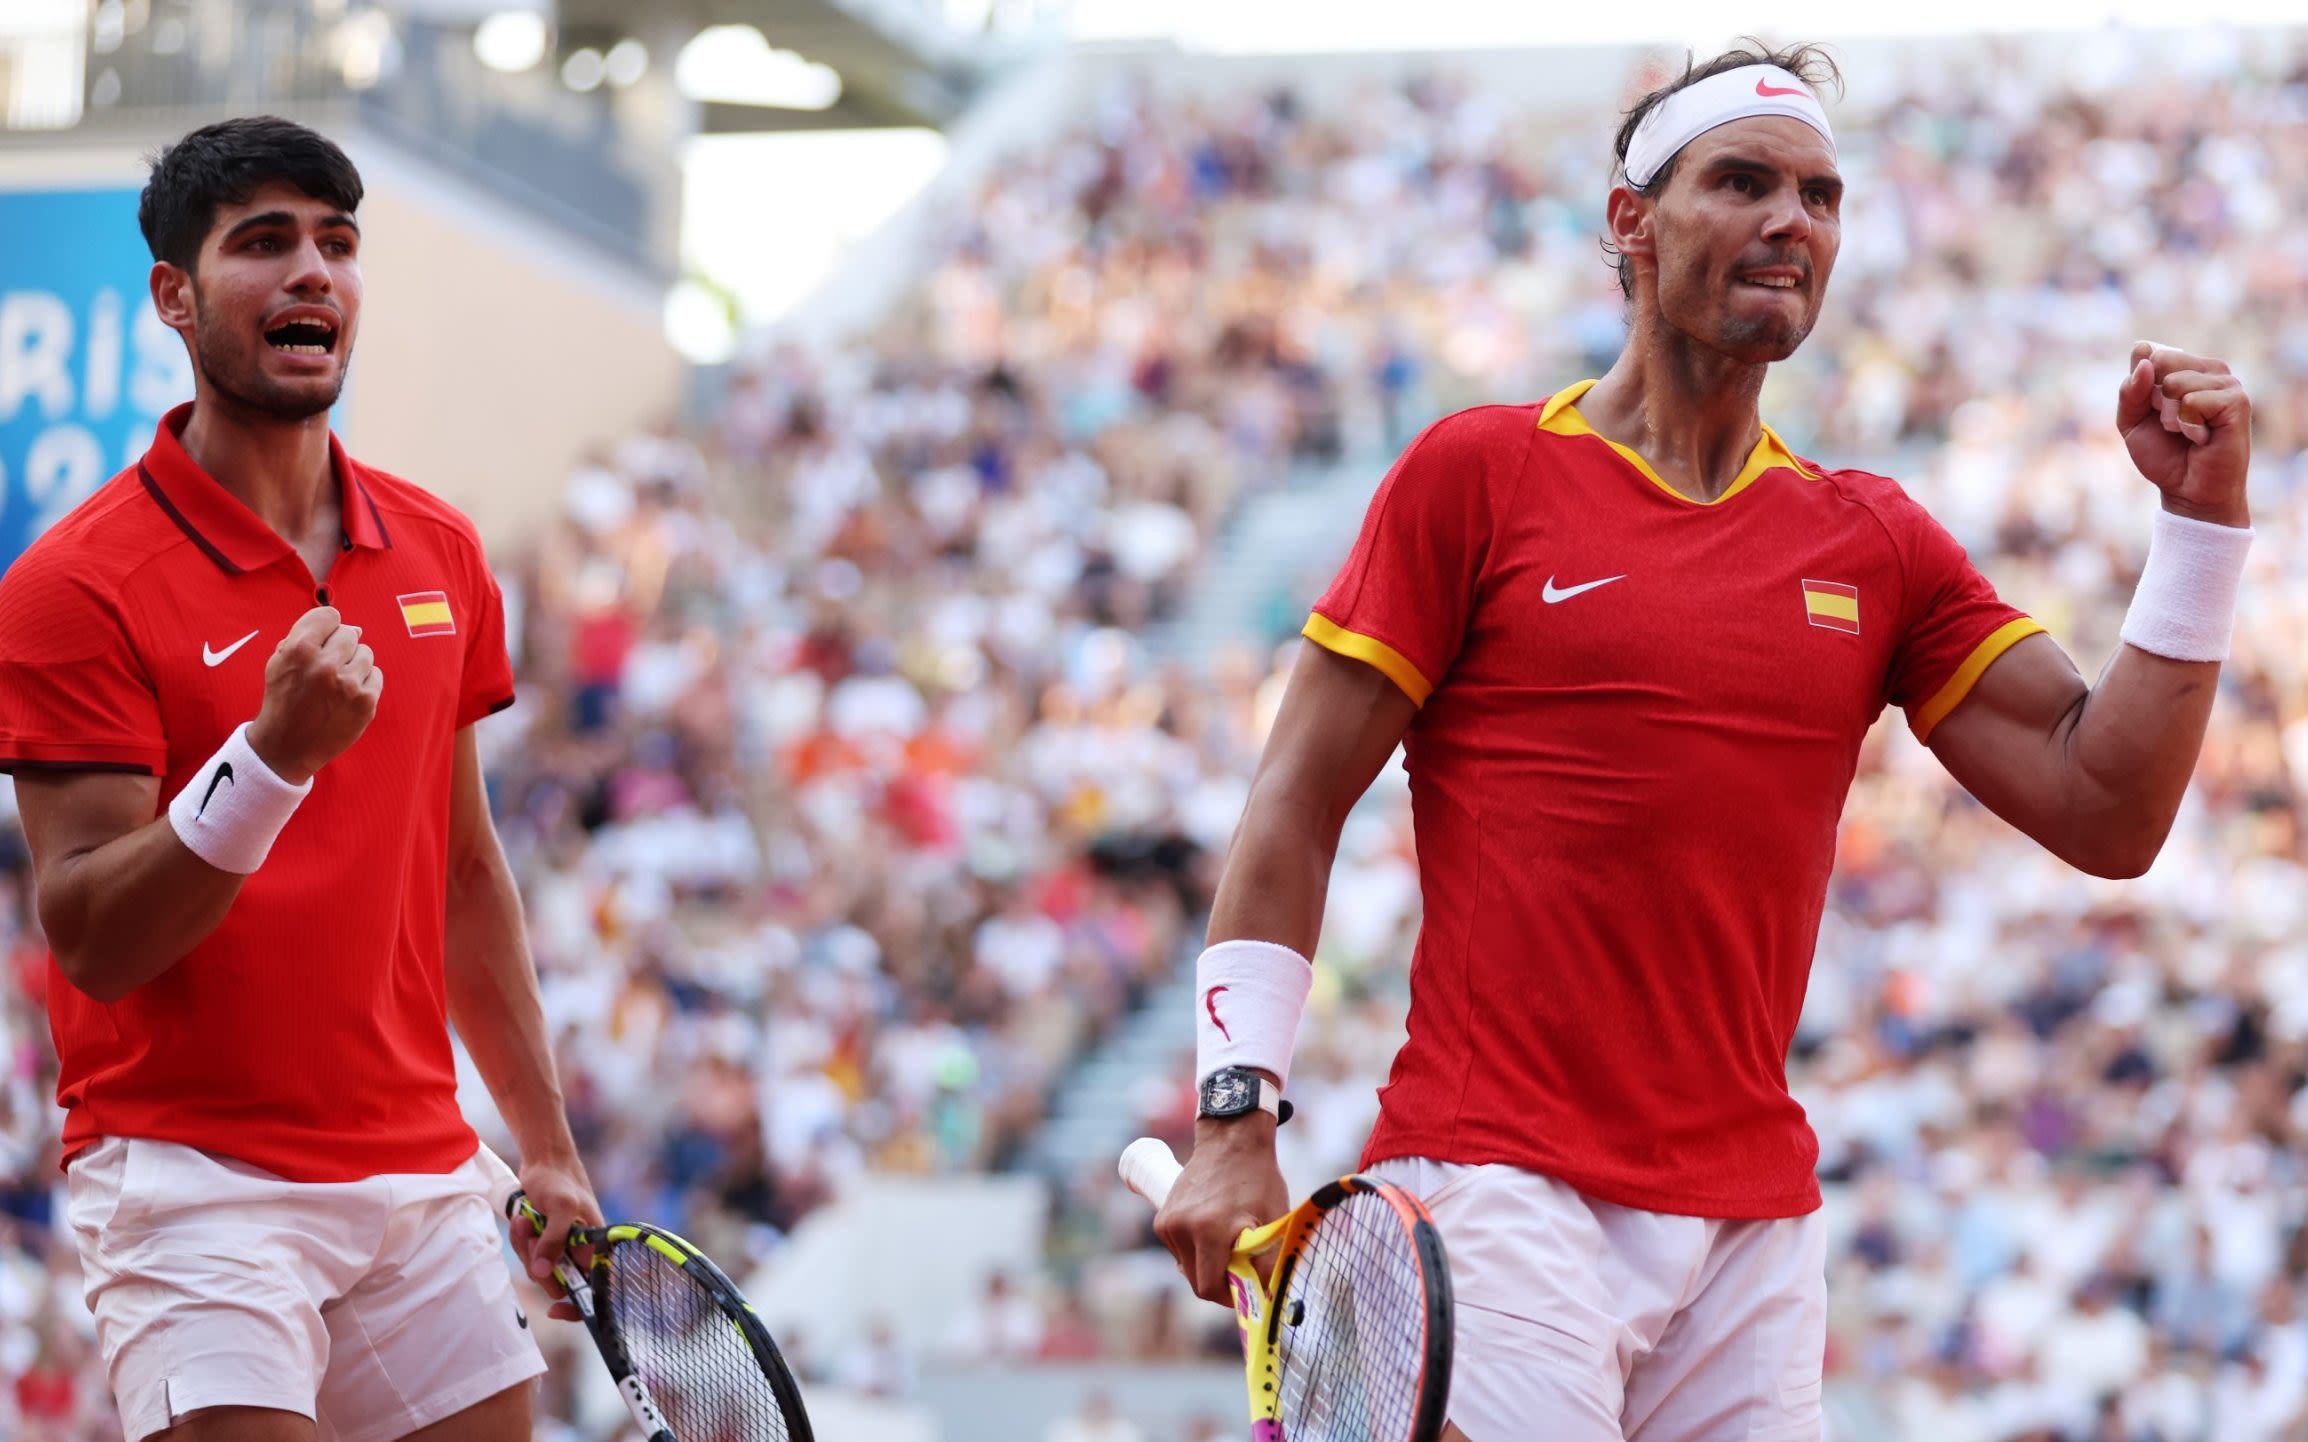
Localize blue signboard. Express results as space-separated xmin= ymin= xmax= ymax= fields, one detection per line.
xmin=0 ymin=186 xmax=195 ymax=573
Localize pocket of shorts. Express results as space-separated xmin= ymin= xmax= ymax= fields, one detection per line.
xmin=467 ymin=1142 xmax=521 ymax=1209
xmin=1772 ymin=1268 xmax=1828 ymax=1418
xmin=1408 ymin=1160 xmax=1489 ymax=1215
xmin=68 ymin=1136 xmax=175 ymax=1245
xmin=106 ymin=1137 xmax=164 ymax=1233
xmin=65 ymin=1137 xmax=131 ymax=1238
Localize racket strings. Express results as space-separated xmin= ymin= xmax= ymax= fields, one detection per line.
xmin=1274 ymin=1189 xmax=1434 ymax=1442
xmin=603 ymin=1239 xmax=798 ymax=1442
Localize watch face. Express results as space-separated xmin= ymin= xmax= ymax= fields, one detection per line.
xmin=1204 ymin=1071 xmax=1253 ymax=1115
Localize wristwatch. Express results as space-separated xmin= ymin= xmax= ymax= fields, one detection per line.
xmin=1198 ymin=1066 xmax=1293 ymax=1124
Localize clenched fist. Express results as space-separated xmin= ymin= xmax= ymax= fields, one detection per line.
xmin=2118 ymin=340 xmax=2253 ymax=529
xmin=246 ymin=607 xmax=382 ymax=785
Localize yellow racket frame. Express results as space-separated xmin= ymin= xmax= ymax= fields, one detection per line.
xmin=1123 ymin=1142 xmax=1452 ymax=1442
xmin=1220 ymin=1203 xmax=1306 ymax=1440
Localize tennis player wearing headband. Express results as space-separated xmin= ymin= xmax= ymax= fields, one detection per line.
xmin=1153 ymin=42 xmax=2253 ymax=1441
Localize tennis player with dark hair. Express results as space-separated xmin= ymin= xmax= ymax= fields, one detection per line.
xmin=1155 ymin=43 xmax=2254 ymax=1441
xmin=0 ymin=116 xmax=598 ymax=1442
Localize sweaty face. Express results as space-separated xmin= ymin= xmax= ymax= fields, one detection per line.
xmin=1643 ymin=117 xmax=1841 ymax=363
xmin=176 ymin=181 xmax=362 ymax=421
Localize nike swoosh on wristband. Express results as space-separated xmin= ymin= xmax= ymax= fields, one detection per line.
xmin=203 ymin=630 xmax=259 ymax=667
xmin=197 ymin=762 xmax=233 ymax=819
xmin=1541 ymin=574 xmax=1628 ymax=604
xmin=1755 ymin=77 xmax=1807 ymax=97
xmin=1204 ymin=986 xmax=1233 ymax=1042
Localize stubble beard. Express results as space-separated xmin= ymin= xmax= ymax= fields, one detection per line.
xmin=192 ymin=292 xmax=348 ymax=423
xmin=1715 ymin=303 xmax=1814 ymax=361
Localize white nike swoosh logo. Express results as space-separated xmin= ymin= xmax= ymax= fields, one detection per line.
xmin=1541 ymin=574 xmax=1627 ymax=604
xmin=202 ymin=630 xmax=259 ymax=667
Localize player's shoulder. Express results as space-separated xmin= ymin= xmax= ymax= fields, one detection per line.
xmin=1413 ymin=401 xmax=1546 ymax=454
xmin=1797 ymin=459 xmax=1942 ymax=535
xmin=0 ymin=470 xmax=175 ymax=653
xmin=1393 ymin=403 xmax=1546 ymax=500
xmin=347 ymin=459 xmax=489 ymax=561
xmin=0 ymin=468 xmax=171 ymax=601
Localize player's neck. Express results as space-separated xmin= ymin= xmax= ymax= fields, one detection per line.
xmin=1580 ymin=334 xmax=1768 ymax=504
xmin=178 ymin=392 xmax=341 ymax=548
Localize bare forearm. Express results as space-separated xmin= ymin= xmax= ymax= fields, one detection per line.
xmin=444 ymin=847 xmax=578 ymax=1168
xmin=40 ymin=819 xmax=245 ymax=1001
xmin=1206 ymin=785 xmax=1341 ymax=956
xmin=2057 ymin=646 xmax=2222 ymax=870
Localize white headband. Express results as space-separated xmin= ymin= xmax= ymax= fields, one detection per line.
xmin=1623 ymin=64 xmax=1835 ymax=189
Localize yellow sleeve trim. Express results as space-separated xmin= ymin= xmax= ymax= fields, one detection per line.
xmin=1302 ymin=612 xmax=1434 ymax=706
xmin=1910 ymin=617 xmax=2047 ymax=742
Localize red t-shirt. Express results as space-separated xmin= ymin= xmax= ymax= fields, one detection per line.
xmin=0 ymin=404 xmax=516 ymax=1182
xmin=1308 ymin=383 xmax=2041 ymax=1218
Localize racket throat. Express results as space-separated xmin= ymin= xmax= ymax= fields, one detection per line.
xmin=572 ymin=1271 xmax=673 ymax=1441
xmin=618 ymin=1374 xmax=676 ymax=1442
xmin=556 ymin=1265 xmax=594 ymax=1318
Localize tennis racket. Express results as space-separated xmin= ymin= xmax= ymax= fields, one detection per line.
xmin=1120 ymin=1138 xmax=1454 ymax=1442
xmin=508 ymin=1192 xmax=815 ymax=1442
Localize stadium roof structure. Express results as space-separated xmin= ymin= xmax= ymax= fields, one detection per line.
xmin=0 ymin=0 xmax=1019 ymax=275
xmin=557 ymin=0 xmax=994 ymax=132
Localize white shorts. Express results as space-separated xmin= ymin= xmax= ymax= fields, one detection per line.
xmin=1366 ymin=1158 xmax=1826 ymax=1442
xmin=67 ymin=1136 xmax=547 ymax=1442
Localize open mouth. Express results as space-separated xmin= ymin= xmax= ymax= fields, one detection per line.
xmin=264 ymin=317 xmax=338 ymax=356
xmin=1736 ymin=275 xmax=1803 ymax=291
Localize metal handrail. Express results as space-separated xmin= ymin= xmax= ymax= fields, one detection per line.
xmin=3 ymin=1 xmax=672 ymax=274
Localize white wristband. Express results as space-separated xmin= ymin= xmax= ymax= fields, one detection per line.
xmin=2120 ymin=509 xmax=2253 ymax=662
xmin=1194 ymin=938 xmax=1312 ymax=1091
xmin=168 ymin=722 xmax=312 ymax=874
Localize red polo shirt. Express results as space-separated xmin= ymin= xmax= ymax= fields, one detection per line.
xmin=0 ymin=404 xmax=515 ymax=1181
xmin=1309 ymin=386 xmax=2039 ymax=1218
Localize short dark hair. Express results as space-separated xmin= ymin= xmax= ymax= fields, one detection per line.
xmin=1603 ymin=41 xmax=1843 ymax=299
xmin=138 ymin=116 xmax=364 ymax=272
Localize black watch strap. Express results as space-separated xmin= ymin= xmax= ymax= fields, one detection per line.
xmin=1199 ymin=1067 xmax=1293 ymax=1124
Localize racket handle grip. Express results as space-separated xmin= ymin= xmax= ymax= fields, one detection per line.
xmin=1119 ymin=1137 xmax=1184 ymax=1208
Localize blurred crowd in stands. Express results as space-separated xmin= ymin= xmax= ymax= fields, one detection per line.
xmin=5 ymin=24 xmax=2308 ymax=1442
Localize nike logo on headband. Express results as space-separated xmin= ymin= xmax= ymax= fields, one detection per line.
xmin=1755 ymin=77 xmax=1806 ymax=97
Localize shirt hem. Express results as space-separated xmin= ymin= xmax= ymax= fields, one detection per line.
xmin=1908 ymin=615 xmax=2047 ymax=742
xmin=0 ymin=737 xmax=166 ymax=774
xmin=1302 ymin=611 xmax=1433 ymax=705
xmin=57 ymin=1116 xmax=481 ymax=1183
xmin=457 ymin=692 xmax=517 ymax=729
xmin=1359 ymin=1139 xmax=1822 ymax=1220
xmin=0 ymin=756 xmax=159 ymax=776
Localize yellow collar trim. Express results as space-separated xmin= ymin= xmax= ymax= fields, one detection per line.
xmin=1537 ymin=378 xmax=1815 ymax=507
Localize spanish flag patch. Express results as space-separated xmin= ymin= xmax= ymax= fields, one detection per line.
xmin=398 ymin=590 xmax=457 ymax=638
xmin=1801 ymin=579 xmax=1860 ymax=635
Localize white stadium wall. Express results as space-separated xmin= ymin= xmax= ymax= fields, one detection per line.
xmin=339 ymin=136 xmax=681 ymax=551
